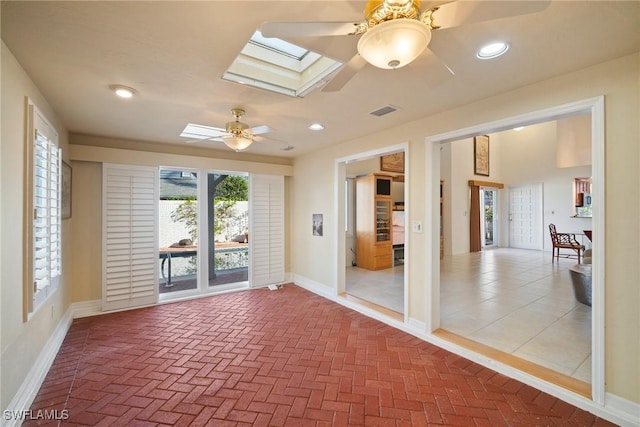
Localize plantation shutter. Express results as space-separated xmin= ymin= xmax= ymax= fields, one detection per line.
xmin=249 ymin=174 xmax=285 ymax=287
xmin=103 ymin=164 xmax=158 ymax=311
xmin=27 ymin=101 xmax=62 ymax=314
xmin=33 ymin=132 xmax=62 ymax=302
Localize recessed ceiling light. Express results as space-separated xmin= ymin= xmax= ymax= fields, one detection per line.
xmin=309 ymin=123 xmax=325 ymax=131
xmin=110 ymin=84 xmax=136 ymax=98
xmin=477 ymin=42 xmax=509 ymax=59
xmin=513 ymin=126 xmax=525 ymax=131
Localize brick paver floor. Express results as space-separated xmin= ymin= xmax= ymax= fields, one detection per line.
xmin=26 ymin=284 xmax=615 ymax=426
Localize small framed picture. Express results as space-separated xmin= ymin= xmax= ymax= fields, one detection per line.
xmin=61 ymin=160 xmax=72 ymax=219
xmin=474 ymin=135 xmax=490 ymax=176
xmin=380 ymin=152 xmax=404 ymax=173
xmin=312 ymin=214 xmax=323 ymax=236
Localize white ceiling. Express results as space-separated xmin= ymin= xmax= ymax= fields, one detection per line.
xmin=2 ymin=1 xmax=639 ymax=158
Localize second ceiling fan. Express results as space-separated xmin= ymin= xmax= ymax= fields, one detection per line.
xmin=182 ymin=108 xmax=272 ymax=152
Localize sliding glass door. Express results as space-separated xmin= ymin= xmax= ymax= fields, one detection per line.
xmin=158 ymin=168 xmax=283 ymax=300
xmin=158 ymin=169 xmax=198 ymax=294
xmin=207 ymin=173 xmax=249 ymax=287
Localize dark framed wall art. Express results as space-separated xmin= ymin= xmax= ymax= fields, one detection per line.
xmin=474 ymin=135 xmax=490 ymax=176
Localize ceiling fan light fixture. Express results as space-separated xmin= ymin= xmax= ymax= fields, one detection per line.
xmin=357 ymin=18 xmax=431 ymax=69
xmin=221 ymin=134 xmax=253 ymax=152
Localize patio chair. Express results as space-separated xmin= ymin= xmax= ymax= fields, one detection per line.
xmin=549 ymin=223 xmax=585 ymax=264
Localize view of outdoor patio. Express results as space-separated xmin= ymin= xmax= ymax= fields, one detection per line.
xmin=159 ymin=170 xmax=249 ymax=293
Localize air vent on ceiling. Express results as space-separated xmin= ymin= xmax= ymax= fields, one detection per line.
xmin=369 ymin=105 xmax=398 ymax=117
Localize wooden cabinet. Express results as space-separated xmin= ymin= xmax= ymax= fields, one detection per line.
xmin=356 ymin=174 xmax=393 ymax=270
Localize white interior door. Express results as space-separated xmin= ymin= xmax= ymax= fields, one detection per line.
xmin=508 ymin=184 xmax=543 ymax=250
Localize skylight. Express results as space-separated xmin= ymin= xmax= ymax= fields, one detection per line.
xmin=249 ymin=31 xmax=308 ymax=60
xmin=222 ymin=31 xmax=343 ymax=98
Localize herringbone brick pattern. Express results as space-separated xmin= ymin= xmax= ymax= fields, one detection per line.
xmin=27 ymin=285 xmax=615 ymax=426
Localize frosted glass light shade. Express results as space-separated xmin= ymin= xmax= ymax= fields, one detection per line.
xmin=222 ymin=135 xmax=253 ymax=151
xmin=357 ymin=19 xmax=431 ymax=69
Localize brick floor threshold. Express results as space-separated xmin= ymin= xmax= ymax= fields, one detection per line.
xmin=26 ymin=284 xmax=615 ymax=426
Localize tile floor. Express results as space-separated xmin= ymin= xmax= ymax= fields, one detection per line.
xmin=345 ymin=248 xmax=591 ymax=384
xmin=27 ymin=285 xmax=611 ymax=426
xmin=345 ymin=264 xmax=404 ymax=313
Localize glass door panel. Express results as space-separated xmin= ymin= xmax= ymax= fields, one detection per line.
xmin=481 ymin=188 xmax=497 ymax=248
xmin=159 ymin=169 xmax=198 ymax=293
xmin=207 ymin=173 xmax=249 ymax=287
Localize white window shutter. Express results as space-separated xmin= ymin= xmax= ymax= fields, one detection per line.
xmin=249 ymin=174 xmax=284 ymax=287
xmin=103 ymin=164 xmax=158 ymax=311
xmin=26 ymin=99 xmax=61 ymax=316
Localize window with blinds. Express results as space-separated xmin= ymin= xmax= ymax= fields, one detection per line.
xmin=24 ymin=100 xmax=61 ymax=317
xmin=102 ymin=164 xmax=159 ymax=311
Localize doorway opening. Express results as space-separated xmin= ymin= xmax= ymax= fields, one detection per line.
xmin=428 ymin=97 xmax=604 ymax=403
xmin=480 ymin=188 xmax=498 ymax=248
xmin=336 ymin=144 xmax=408 ymax=319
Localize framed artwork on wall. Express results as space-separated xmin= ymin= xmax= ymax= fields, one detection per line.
xmin=380 ymin=152 xmax=404 ymax=173
xmin=62 ymin=160 xmax=72 ymax=219
xmin=312 ymin=213 xmax=323 ymax=236
xmin=474 ymin=135 xmax=490 ymax=176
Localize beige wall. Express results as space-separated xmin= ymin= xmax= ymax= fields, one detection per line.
xmin=291 ymin=53 xmax=640 ymax=403
xmin=0 ymin=42 xmax=72 ymax=409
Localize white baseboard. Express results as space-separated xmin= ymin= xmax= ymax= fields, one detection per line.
xmin=293 ymin=274 xmax=334 ymax=299
xmin=292 ymin=275 xmax=640 ymax=427
xmin=71 ymin=299 xmax=102 ymax=318
xmin=405 ymin=317 xmax=426 ymax=334
xmin=1 ymin=305 xmax=74 ymax=427
xmin=604 ymin=393 xmax=640 ymax=427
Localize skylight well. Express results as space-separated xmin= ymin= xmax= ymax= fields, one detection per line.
xmin=222 ymin=31 xmax=343 ymax=97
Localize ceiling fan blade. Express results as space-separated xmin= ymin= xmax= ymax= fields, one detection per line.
xmin=406 ymin=48 xmax=455 ymax=88
xmin=432 ymin=0 xmax=551 ymax=29
xmin=321 ymin=54 xmax=368 ymax=92
xmin=180 ymin=123 xmax=226 ymax=141
xmin=250 ymin=125 xmax=273 ymax=135
xmin=261 ymin=21 xmax=361 ymax=38
xmin=184 ymin=136 xmax=224 ymax=144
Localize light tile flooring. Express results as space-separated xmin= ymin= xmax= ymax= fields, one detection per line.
xmin=345 ymin=248 xmax=592 ymax=384
xmin=345 ymin=264 xmax=404 ymax=313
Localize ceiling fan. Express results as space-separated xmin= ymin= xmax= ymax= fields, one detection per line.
xmin=181 ymin=108 xmax=272 ymax=151
xmin=261 ymin=0 xmax=550 ymax=91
